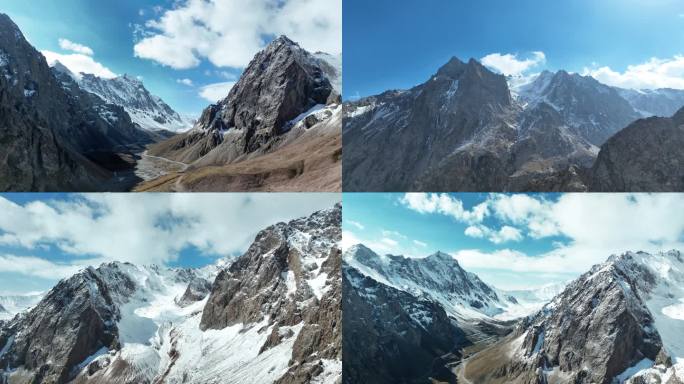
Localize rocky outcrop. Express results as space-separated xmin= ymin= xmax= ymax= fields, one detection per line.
xmin=589 ymin=106 xmax=684 ymax=191
xmin=201 ymin=204 xmax=342 ymax=383
xmin=175 ymin=277 xmax=211 ymax=307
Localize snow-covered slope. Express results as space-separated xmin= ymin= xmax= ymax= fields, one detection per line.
xmin=0 ymin=205 xmax=342 ymax=384
xmin=345 ymin=244 xmax=540 ymax=322
xmin=79 ymin=73 xmax=192 ymax=133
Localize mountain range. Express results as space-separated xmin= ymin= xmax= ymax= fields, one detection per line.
xmin=0 ymin=13 xmax=188 ymax=192
xmin=343 ymin=57 xmax=684 ymax=192
xmin=342 ymin=245 xmax=684 ymax=384
xmin=0 ymin=205 xmax=342 ymax=384
xmin=136 ymin=36 xmax=342 ymax=192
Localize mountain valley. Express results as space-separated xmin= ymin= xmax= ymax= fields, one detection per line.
xmin=342 ymin=245 xmax=684 ymax=384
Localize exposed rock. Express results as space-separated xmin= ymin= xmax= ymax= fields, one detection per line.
xmin=0 ymin=266 xmax=129 ymax=383
xmin=589 ymin=107 xmax=684 ymax=191
xmin=175 ymin=277 xmax=211 ymax=307
xmin=342 ymin=265 xmax=466 ymax=384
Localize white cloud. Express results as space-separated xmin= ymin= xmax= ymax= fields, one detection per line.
xmin=581 ymin=55 xmax=684 ymax=90
xmin=400 ymin=193 xmax=488 ymax=223
xmin=464 ymin=224 xmax=523 ymax=244
xmin=346 ymin=220 xmax=364 ymax=230
xmin=41 ymin=50 xmax=117 ymax=79
xmin=456 ymin=194 xmax=684 ymax=276
xmin=177 ymin=78 xmax=194 ymax=86
xmin=413 ymin=240 xmax=427 ymax=247
xmin=133 ymin=0 xmax=342 ymax=70
xmin=0 ymin=194 xmax=338 ymax=280
xmin=58 ymin=38 xmax=94 ymax=56
xmin=481 ymin=51 xmax=546 ymax=76
xmin=0 ymin=254 xmax=85 ymax=279
xmin=199 ymin=81 xmax=236 ymax=102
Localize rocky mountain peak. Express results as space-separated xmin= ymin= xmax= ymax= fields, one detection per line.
xmin=673 ymin=105 xmax=684 ymax=124
xmin=435 ymin=56 xmax=467 ymax=78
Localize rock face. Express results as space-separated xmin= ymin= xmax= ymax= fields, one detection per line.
xmin=149 ymin=36 xmax=337 ymax=165
xmin=0 ymin=13 xmax=109 ymax=191
xmin=589 ymin=106 xmax=684 ymax=191
xmin=0 ymin=266 xmax=129 ymax=383
xmin=343 ymin=264 xmax=466 ymax=384
xmin=78 ymin=73 xmax=191 ymax=133
xmin=343 ymin=57 xmax=684 ymax=192
xmin=460 ymin=251 xmax=684 ymax=384
xmin=201 ymin=204 xmax=342 ymax=384
xmin=0 ymin=13 xmax=162 ymax=191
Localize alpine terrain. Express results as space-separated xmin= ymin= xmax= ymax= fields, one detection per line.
xmin=343 ymin=57 xmax=684 ymax=192
xmin=0 ymin=205 xmax=342 ymax=384
xmin=137 ymin=36 xmax=342 ymax=192
xmin=343 ymin=245 xmax=684 ymax=384
xmin=0 ymin=13 xmax=190 ymax=191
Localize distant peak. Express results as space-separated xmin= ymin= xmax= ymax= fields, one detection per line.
xmin=426 ymin=251 xmax=457 ymax=263
xmin=270 ymin=35 xmax=298 ymax=48
xmin=436 ymin=56 xmax=467 ymax=78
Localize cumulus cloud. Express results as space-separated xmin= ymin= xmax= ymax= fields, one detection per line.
xmin=199 ymin=81 xmax=236 ymax=102
xmin=41 ymin=49 xmax=116 ymax=79
xmin=456 ymin=194 xmax=684 ymax=276
xmin=0 ymin=194 xmax=338 ymax=280
xmin=581 ymin=55 xmax=684 ymax=90
xmin=133 ymin=0 xmax=342 ymax=69
xmin=481 ymin=51 xmax=546 ymax=76
xmin=177 ymin=78 xmax=194 ymax=86
xmin=400 ymin=193 xmax=489 ymax=224
xmin=464 ymin=224 xmax=523 ymax=244
xmin=58 ymin=38 xmax=94 ymax=56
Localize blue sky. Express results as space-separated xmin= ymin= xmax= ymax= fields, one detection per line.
xmin=343 ymin=0 xmax=684 ymax=99
xmin=2 ymin=0 xmax=341 ymax=115
xmin=0 ymin=193 xmax=339 ymax=295
xmin=342 ymin=193 xmax=684 ymax=290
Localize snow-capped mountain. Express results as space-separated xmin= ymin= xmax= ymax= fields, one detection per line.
xmin=78 ymin=73 xmax=192 ymax=133
xmin=460 ymin=250 xmax=684 ymax=384
xmin=0 ymin=293 xmax=43 ymax=320
xmin=0 ymin=205 xmax=341 ymax=384
xmin=345 ymin=244 xmax=524 ymax=320
xmin=617 ymin=87 xmax=684 ymax=118
xmin=343 ymin=244 xmax=538 ymax=384
xmin=343 ymin=56 xmax=684 ymax=192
